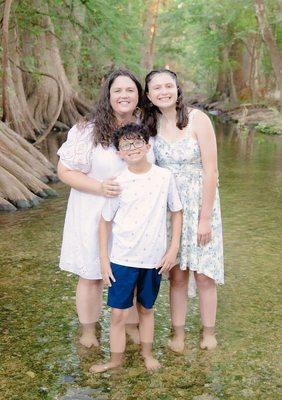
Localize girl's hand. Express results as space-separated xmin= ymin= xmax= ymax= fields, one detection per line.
xmin=197 ymin=218 xmax=212 ymax=246
xmin=100 ymin=177 xmax=121 ymax=197
xmin=156 ymin=246 xmax=178 ymax=274
xmin=101 ymin=257 xmax=116 ymax=286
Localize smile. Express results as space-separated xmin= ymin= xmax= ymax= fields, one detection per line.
xmin=158 ymin=96 xmax=171 ymax=100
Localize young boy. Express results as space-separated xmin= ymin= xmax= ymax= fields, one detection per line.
xmin=90 ymin=123 xmax=182 ymax=373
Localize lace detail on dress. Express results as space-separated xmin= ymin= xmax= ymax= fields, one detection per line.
xmin=57 ymin=124 xmax=94 ymax=173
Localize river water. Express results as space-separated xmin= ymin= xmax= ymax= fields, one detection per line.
xmin=0 ymin=123 xmax=281 ymax=400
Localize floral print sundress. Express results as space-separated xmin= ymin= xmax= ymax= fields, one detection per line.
xmin=154 ymin=109 xmax=224 ymax=295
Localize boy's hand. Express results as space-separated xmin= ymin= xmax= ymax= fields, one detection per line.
xmin=101 ymin=257 xmax=116 ymax=286
xmin=156 ymin=246 xmax=178 ymax=274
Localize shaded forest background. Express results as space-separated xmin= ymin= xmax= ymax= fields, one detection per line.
xmin=0 ymin=0 xmax=282 ymax=210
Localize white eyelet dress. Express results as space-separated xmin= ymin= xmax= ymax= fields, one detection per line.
xmin=57 ymin=123 xmax=155 ymax=280
xmin=153 ymin=109 xmax=224 ymax=296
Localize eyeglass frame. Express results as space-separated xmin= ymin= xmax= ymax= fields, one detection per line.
xmin=119 ymin=138 xmax=146 ymax=152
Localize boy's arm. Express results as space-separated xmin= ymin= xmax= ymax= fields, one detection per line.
xmin=99 ymin=195 xmax=120 ymax=286
xmin=99 ymin=216 xmax=115 ymax=286
xmin=156 ymin=210 xmax=183 ymax=274
xmin=156 ymin=172 xmax=183 ymax=274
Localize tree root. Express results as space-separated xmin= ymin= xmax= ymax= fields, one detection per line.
xmin=0 ymin=122 xmax=57 ymax=211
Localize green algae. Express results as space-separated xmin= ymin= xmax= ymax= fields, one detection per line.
xmin=0 ymin=125 xmax=281 ymax=400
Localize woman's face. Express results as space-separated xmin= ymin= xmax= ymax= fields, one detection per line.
xmin=147 ymin=72 xmax=178 ymax=110
xmin=110 ymin=76 xmax=139 ymax=117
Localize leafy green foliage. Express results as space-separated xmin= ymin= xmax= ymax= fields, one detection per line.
xmin=6 ymin=0 xmax=282 ymax=101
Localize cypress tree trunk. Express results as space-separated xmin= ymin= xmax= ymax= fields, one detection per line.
xmin=254 ymin=0 xmax=282 ymax=108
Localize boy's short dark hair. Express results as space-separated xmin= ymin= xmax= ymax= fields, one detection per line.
xmin=113 ymin=123 xmax=150 ymax=150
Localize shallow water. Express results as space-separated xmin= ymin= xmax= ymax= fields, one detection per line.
xmin=0 ymin=123 xmax=281 ymax=400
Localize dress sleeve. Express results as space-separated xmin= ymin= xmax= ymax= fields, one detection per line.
xmin=102 ymin=197 xmax=120 ymax=221
xmin=57 ymin=124 xmax=94 ymax=173
xmin=147 ymin=136 xmax=156 ymax=164
xmin=167 ymin=173 xmax=183 ymax=212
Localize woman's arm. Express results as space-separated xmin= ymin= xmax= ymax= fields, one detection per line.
xmin=194 ymin=111 xmax=218 ymax=246
xmin=57 ymin=161 xmax=121 ymax=197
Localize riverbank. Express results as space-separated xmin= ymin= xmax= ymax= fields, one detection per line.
xmin=217 ymin=104 xmax=282 ymax=135
xmin=189 ymin=95 xmax=282 ymax=135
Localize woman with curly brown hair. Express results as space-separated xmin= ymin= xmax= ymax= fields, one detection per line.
xmin=57 ymin=69 xmax=155 ymax=348
xmin=143 ymin=69 xmax=224 ymax=352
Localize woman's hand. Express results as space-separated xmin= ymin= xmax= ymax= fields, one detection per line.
xmin=197 ymin=217 xmax=212 ymax=246
xmin=156 ymin=246 xmax=179 ymax=274
xmin=100 ymin=177 xmax=121 ymax=197
xmin=101 ymin=257 xmax=115 ymax=287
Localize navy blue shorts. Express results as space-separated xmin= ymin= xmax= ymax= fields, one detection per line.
xmin=107 ymin=262 xmax=162 ymax=310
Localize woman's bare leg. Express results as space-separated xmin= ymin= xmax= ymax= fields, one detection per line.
xmin=76 ymin=277 xmax=103 ymax=347
xmin=168 ymin=266 xmax=189 ymax=353
xmin=194 ymin=272 xmax=217 ymax=350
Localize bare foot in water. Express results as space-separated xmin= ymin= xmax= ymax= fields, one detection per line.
xmin=79 ymin=332 xmax=99 ymax=348
xmin=167 ymin=336 xmax=185 ymax=353
xmin=143 ymin=356 xmax=161 ymax=372
xmin=125 ymin=324 xmax=140 ymax=344
xmin=89 ymin=360 xmax=122 ymax=374
xmin=200 ymin=334 xmax=217 ymax=350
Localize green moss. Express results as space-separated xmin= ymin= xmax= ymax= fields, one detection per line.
xmin=255 ymin=123 xmax=282 ymax=135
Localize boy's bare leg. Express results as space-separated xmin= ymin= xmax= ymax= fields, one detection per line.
xmin=125 ymin=296 xmax=140 ymax=344
xmin=168 ymin=266 xmax=188 ymax=353
xmin=76 ymin=278 xmax=103 ymax=347
xmin=89 ymin=308 xmax=128 ymax=373
xmin=137 ymin=304 xmax=160 ymax=371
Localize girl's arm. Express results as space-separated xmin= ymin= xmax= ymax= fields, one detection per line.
xmin=194 ymin=111 xmax=218 ymax=246
xmin=57 ymin=161 xmax=121 ymax=197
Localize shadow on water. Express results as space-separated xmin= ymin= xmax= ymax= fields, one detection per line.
xmin=0 ymin=122 xmax=281 ymax=399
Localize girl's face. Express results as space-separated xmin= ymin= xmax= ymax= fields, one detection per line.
xmin=110 ymin=76 xmax=139 ymax=117
xmin=147 ymin=73 xmax=178 ymax=110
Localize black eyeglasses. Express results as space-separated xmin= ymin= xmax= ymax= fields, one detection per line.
xmin=119 ymin=139 xmax=145 ymax=151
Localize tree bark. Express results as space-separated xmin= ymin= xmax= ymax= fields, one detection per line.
xmin=60 ymin=0 xmax=86 ymax=90
xmin=254 ymin=0 xmax=282 ymax=108
xmin=2 ymin=1 xmax=40 ymax=139
xmin=230 ymin=40 xmax=248 ymax=100
xmin=0 ymin=121 xmax=57 ymax=211
xmin=22 ymin=0 xmax=91 ymax=132
xmin=141 ymin=0 xmax=161 ymax=71
xmin=215 ymin=47 xmax=230 ymax=99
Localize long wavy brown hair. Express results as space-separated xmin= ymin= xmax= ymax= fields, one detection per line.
xmin=142 ymin=69 xmax=189 ymax=136
xmin=84 ymin=68 xmax=143 ymax=147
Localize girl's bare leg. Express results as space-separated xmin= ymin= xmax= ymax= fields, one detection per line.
xmin=90 ymin=308 xmax=128 ymax=373
xmin=76 ymin=277 xmax=103 ymax=347
xmin=137 ymin=304 xmax=160 ymax=372
xmin=168 ymin=266 xmax=189 ymax=353
xmin=195 ymin=272 xmax=217 ymax=350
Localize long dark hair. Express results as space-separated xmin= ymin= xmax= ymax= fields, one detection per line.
xmin=85 ymin=68 xmax=143 ymax=147
xmin=142 ymin=69 xmax=189 ymax=136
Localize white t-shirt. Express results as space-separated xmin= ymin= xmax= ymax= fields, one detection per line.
xmin=102 ymin=164 xmax=182 ymax=269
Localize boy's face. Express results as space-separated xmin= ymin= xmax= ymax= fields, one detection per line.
xmin=117 ymin=134 xmax=151 ymax=165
